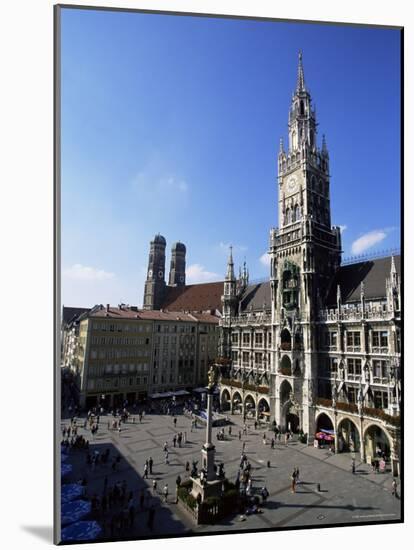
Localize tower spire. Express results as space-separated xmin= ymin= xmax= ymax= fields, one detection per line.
xmin=296 ymin=50 xmax=306 ymax=92
xmin=226 ymin=245 xmax=235 ymax=281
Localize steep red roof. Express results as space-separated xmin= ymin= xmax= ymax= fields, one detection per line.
xmin=161 ymin=281 xmax=224 ymax=313
xmin=88 ymin=306 xmax=219 ymax=323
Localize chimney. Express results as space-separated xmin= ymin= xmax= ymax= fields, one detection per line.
xmin=106 ymin=304 xmax=110 ymax=312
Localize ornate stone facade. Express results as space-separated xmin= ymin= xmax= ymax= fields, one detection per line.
xmin=219 ymin=53 xmax=401 ymax=475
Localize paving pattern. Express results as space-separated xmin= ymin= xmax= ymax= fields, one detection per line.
xmin=60 ymin=411 xmax=401 ymax=539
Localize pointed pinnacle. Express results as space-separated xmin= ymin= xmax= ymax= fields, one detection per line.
xmin=296 ymin=50 xmax=305 ymax=92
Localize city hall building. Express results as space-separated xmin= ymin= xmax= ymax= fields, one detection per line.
xmin=218 ymin=54 xmax=401 ymax=475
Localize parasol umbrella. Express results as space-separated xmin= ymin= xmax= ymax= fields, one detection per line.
xmin=61 ymin=520 xmax=102 ymax=542
xmin=324 ymin=434 xmax=334 ymax=441
xmin=61 ymin=499 xmax=91 ymax=526
xmin=61 ymin=463 xmax=73 ymax=478
xmin=315 ymin=432 xmax=327 ymax=440
xmin=61 ymin=483 xmax=85 ymax=503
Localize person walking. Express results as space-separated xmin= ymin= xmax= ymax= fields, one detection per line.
xmin=261 ymin=486 xmax=269 ymax=504
xmin=152 ymin=479 xmax=157 ymax=494
xmin=291 ymin=470 xmax=297 ymax=493
xmin=295 ymin=466 xmax=300 ymax=484
xmin=351 ymin=459 xmax=356 ymax=474
xmin=271 ymin=438 xmax=275 ymax=449
xmin=238 ymin=430 xmax=242 ymax=441
xmin=143 ymin=463 xmax=149 ymax=479
xmin=163 ymin=484 xmax=169 ymax=503
xmin=392 ymin=478 xmax=398 ymax=498
xmin=173 ymin=435 xmax=177 ymax=448
xmin=149 ymin=456 xmax=153 ymax=475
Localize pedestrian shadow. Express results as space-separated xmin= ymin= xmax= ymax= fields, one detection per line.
xmin=263 ymin=501 xmax=378 ymax=513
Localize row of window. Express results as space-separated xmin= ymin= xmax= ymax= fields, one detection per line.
xmin=156 ymin=324 xmax=196 ymax=333
xmin=154 ymin=357 xmax=196 ymax=369
xmin=232 ymin=351 xmax=271 ymax=367
xmin=322 ymin=330 xmax=389 ymax=350
xmin=88 ymin=376 xmax=149 ymax=390
xmin=347 ymin=387 xmax=389 ymax=409
xmin=90 ymin=348 xmax=151 ymax=360
xmin=92 ymin=322 xmax=151 ymax=333
xmin=326 ymin=358 xmax=390 ymax=379
xmin=91 ymin=336 xmax=151 ymax=346
xmin=232 ymin=332 xmax=272 ymax=346
xmin=155 ymin=335 xmax=196 ymax=346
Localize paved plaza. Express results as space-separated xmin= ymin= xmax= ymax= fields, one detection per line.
xmin=61 ymin=410 xmax=401 ymax=539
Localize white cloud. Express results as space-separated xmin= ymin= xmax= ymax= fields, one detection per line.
xmin=351 ymin=230 xmax=387 ymax=255
xmin=339 ymin=224 xmax=348 ymax=233
xmin=132 ymin=172 xmax=188 ymax=194
xmin=63 ymin=264 xmax=115 ymax=281
xmin=186 ymin=264 xmax=220 ymax=284
xmin=259 ymin=252 xmax=271 ymax=267
xmin=159 ymin=176 xmax=188 ymax=193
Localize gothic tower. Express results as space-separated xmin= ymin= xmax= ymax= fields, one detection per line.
xmin=220 ymin=247 xmax=238 ymax=358
xmin=143 ymin=234 xmax=167 ymax=310
xmin=168 ymin=242 xmax=186 ymax=286
xmin=270 ymin=52 xmax=342 ymax=436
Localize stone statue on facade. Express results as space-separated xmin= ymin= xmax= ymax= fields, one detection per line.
xmin=332 ymin=383 xmax=338 ymax=407
xmin=357 ymin=383 xmax=363 ymax=414
xmin=207 ymin=365 xmax=216 ymax=390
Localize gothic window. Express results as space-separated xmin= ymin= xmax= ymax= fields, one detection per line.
xmin=292 ymin=130 xmax=297 ymax=150
xmin=285 ymin=208 xmax=292 ymax=225
xmin=294 ymin=204 xmax=300 ymax=221
xmin=300 ymin=100 xmax=304 ymax=115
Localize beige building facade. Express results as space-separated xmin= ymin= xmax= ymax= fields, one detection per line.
xmin=64 ymin=305 xmax=219 ymax=409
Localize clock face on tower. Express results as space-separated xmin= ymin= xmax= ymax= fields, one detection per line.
xmin=287 ymin=176 xmax=298 ymax=194
xmin=158 ymin=270 xmax=164 ymax=279
xmin=179 ymin=276 xmax=185 ymax=283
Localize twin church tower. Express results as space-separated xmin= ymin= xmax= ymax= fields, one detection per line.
xmin=143 ymin=236 xmax=187 ymax=309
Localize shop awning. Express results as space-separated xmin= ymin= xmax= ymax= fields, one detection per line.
xmin=149 ymin=390 xmax=190 ymax=399
xmin=149 ymin=392 xmax=173 ymax=399
xmin=173 ymin=390 xmax=190 ymax=397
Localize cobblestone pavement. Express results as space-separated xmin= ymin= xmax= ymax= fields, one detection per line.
xmin=60 ymin=411 xmax=401 ymax=539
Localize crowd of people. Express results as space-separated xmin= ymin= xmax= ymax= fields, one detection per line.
xmin=60 ymin=395 xmax=400 ymax=538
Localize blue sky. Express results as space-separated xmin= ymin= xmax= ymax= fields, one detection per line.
xmin=60 ymin=8 xmax=401 ymax=308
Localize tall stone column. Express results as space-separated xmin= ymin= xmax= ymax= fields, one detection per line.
xmin=201 ymin=387 xmax=216 ymax=481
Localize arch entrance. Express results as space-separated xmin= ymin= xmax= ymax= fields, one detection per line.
xmin=244 ymin=394 xmax=256 ymax=419
xmin=316 ymin=412 xmax=334 ymax=432
xmin=258 ymin=398 xmax=270 ymax=422
xmin=232 ymin=391 xmax=242 ymax=415
xmin=364 ymin=424 xmax=391 ymax=463
xmin=220 ymin=389 xmax=231 ymax=411
xmin=337 ymin=418 xmax=360 ymax=453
